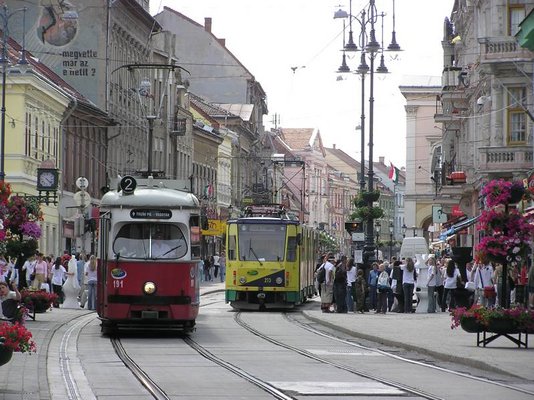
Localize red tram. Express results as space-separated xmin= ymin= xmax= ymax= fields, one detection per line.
xmin=97 ymin=176 xmax=202 ymax=334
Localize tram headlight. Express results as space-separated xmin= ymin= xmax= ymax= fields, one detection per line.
xmin=239 ymin=276 xmax=247 ymax=284
xmin=143 ymin=281 xmax=157 ymax=295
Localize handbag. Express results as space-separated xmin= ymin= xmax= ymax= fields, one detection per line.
xmin=483 ymin=285 xmax=496 ymax=298
xmin=465 ymin=281 xmax=476 ymax=292
xmin=29 ymin=273 xmax=36 ymax=281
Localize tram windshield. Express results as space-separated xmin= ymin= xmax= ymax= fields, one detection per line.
xmin=113 ymin=223 xmax=187 ymax=260
xmin=238 ymin=224 xmax=286 ymax=262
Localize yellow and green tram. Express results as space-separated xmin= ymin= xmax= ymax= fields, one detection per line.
xmin=225 ymin=204 xmax=319 ymax=310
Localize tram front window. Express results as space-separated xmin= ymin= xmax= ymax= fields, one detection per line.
xmin=238 ymin=224 xmax=286 ymax=262
xmin=113 ymin=223 xmax=187 ymax=260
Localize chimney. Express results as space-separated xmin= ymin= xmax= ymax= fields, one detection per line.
xmin=204 ymin=17 xmax=212 ymax=33
xmin=217 ymin=38 xmax=226 ymax=46
xmin=379 ymin=156 xmax=385 ymax=164
xmin=333 ymin=144 xmax=336 ymax=149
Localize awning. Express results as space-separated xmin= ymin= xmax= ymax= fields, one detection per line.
xmin=439 ymin=215 xmax=480 ymax=240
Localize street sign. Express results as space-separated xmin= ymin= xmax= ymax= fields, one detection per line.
xmin=352 ymin=232 xmax=365 ymax=242
xmin=76 ymin=177 xmax=89 ymax=190
xmin=432 ymin=204 xmax=447 ymax=223
xmin=73 ymin=191 xmax=91 ymax=209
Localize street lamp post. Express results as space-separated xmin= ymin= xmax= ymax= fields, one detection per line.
xmin=389 ymin=221 xmax=394 ymax=260
xmin=402 ymin=223 xmax=407 ymax=239
xmin=334 ymin=0 xmax=401 ymax=269
xmin=0 ymin=5 xmax=28 ymax=182
xmin=375 ymin=220 xmax=381 ymax=260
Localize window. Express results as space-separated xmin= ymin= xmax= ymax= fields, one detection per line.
xmin=507 ymin=87 xmax=527 ymax=144
xmin=113 ymin=223 xmax=187 ymax=260
xmin=509 ymin=6 xmax=525 ymax=36
xmin=238 ymin=223 xmax=286 ymax=262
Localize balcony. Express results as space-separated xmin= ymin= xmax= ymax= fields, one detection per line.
xmin=478 ymin=145 xmax=533 ymax=173
xmin=434 ymin=101 xmax=467 ymax=123
xmin=479 ymin=37 xmax=534 ymax=63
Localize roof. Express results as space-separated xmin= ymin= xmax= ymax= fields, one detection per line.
xmin=279 ymin=128 xmax=325 ymax=154
xmin=214 ymin=103 xmax=254 ymax=122
xmin=189 ymin=93 xmax=238 ymax=119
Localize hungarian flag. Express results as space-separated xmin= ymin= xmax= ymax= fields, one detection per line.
xmin=388 ymin=162 xmax=399 ymax=183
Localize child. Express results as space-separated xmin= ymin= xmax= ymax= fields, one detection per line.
xmin=354 ymin=269 xmax=368 ymax=313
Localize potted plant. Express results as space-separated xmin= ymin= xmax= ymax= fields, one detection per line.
xmin=351 ymin=205 xmax=384 ymax=221
xmin=450 ymin=305 xmax=534 ymax=334
xmin=0 ymin=322 xmax=36 ymax=366
xmin=20 ymin=289 xmax=59 ymax=313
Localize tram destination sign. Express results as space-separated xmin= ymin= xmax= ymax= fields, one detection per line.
xmin=130 ymin=209 xmax=172 ymax=219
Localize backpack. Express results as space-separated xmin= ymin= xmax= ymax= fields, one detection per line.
xmin=377 ymin=272 xmax=390 ymax=289
xmin=316 ymin=266 xmax=326 ymax=284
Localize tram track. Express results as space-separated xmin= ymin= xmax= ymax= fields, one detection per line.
xmin=287 ymin=312 xmax=534 ymax=397
xmin=234 ymin=311 xmax=441 ymax=400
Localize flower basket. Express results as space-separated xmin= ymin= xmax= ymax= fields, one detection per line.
xmin=451 ymin=305 xmax=534 ymax=333
xmin=0 ymin=344 xmax=13 ymax=366
xmin=361 ymin=190 xmax=380 ymax=203
xmin=352 ymin=206 xmax=384 ymax=221
xmin=20 ymin=289 xmax=58 ymax=312
xmin=459 ymin=316 xmax=484 ymax=333
xmin=0 ymin=322 xmax=36 ymax=354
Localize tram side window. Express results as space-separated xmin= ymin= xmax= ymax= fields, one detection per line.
xmin=113 ymin=223 xmax=187 ymax=260
xmin=287 ymin=236 xmax=297 ymax=262
xmin=189 ymin=215 xmax=201 ymax=260
xmin=228 ymin=235 xmax=236 ymax=260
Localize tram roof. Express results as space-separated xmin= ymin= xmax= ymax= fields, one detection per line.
xmin=100 ymin=187 xmax=199 ymax=209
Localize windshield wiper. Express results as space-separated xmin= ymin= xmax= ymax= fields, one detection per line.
xmin=159 ymin=244 xmax=183 ymax=258
xmin=249 ymin=240 xmax=263 ymax=266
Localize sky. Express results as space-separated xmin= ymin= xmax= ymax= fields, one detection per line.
xmin=150 ymin=0 xmax=455 ymax=169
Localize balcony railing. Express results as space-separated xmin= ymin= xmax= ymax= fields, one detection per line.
xmin=479 ymin=37 xmax=533 ymax=61
xmin=478 ymin=145 xmax=533 ymax=172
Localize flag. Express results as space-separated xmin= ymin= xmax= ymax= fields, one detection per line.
xmin=388 ymin=162 xmax=399 ymax=184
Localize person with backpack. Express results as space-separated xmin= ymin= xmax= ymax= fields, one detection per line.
xmin=320 ymin=254 xmax=335 ymax=313
xmin=376 ymin=263 xmax=390 ymax=314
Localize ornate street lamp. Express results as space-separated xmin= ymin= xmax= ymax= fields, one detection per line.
xmin=333 ymin=0 xmax=401 ymax=270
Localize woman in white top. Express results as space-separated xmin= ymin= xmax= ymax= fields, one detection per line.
xmin=50 ymin=257 xmax=66 ymax=307
xmin=85 ymin=255 xmax=98 ymax=310
xmin=426 ymin=256 xmax=438 ymax=313
xmin=441 ymin=259 xmax=460 ymax=311
xmin=345 ymin=258 xmax=357 ymax=312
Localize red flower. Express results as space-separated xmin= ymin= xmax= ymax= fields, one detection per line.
xmin=0 ymin=322 xmax=36 ymax=353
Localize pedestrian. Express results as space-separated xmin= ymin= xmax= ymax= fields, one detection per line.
xmin=333 ymin=258 xmax=347 ymax=313
xmin=474 ymin=261 xmax=495 ymax=307
xmin=203 ymin=256 xmax=211 ymax=281
xmin=345 ymin=258 xmax=356 ymax=312
xmin=212 ymin=253 xmax=220 ymax=279
xmin=528 ymin=265 xmax=534 ymax=310
xmin=376 ymin=263 xmax=390 ymax=314
xmin=368 ymin=262 xmax=379 ymax=310
xmin=0 ymin=281 xmax=21 ymax=320
xmin=315 ymin=254 xmax=326 ymax=296
xmin=320 ymin=254 xmax=335 ymax=313
xmin=402 ymin=257 xmax=417 ymax=313
xmin=219 ymin=252 xmax=226 ymax=283
xmin=383 ymin=261 xmax=394 ymax=311
xmin=21 ymin=254 xmax=36 ymax=289
xmin=426 ymin=256 xmax=438 ymax=313
xmin=390 ymin=260 xmax=404 ymax=312
xmin=354 ymin=268 xmax=367 ymax=313
xmin=76 ymin=253 xmax=86 ymax=299
xmin=85 ymin=255 xmax=98 ymax=310
xmin=4 ymin=257 xmax=18 ymax=288
xmin=442 ymin=259 xmax=459 ymax=311
xmin=32 ymin=253 xmax=48 ymax=290
xmin=50 ymin=257 xmax=66 ymax=307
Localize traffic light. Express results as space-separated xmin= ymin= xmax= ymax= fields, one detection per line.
xmin=345 ymin=220 xmax=362 ymax=234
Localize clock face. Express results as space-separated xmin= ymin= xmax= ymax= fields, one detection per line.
xmin=37 ymin=170 xmax=58 ymax=190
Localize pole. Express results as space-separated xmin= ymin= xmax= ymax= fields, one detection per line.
xmin=0 ymin=7 xmax=7 ymax=182
xmin=360 ymin=73 xmax=366 ymax=192
xmin=146 ymin=116 xmax=156 ymax=175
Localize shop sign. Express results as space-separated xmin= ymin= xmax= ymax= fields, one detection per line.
xmin=201 ymin=219 xmax=226 ymax=236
